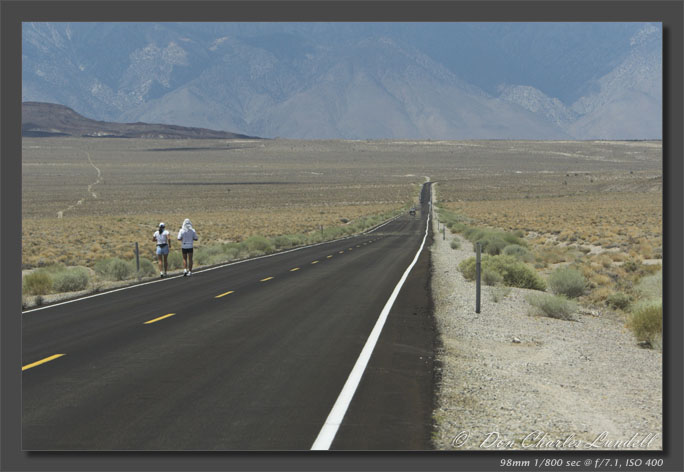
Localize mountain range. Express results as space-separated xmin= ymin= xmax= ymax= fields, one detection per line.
xmin=22 ymin=22 xmax=662 ymax=140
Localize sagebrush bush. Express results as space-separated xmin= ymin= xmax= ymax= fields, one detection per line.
xmin=548 ymin=266 xmax=587 ymax=298
xmin=623 ymin=260 xmax=640 ymax=272
xmin=243 ymin=236 xmax=273 ymax=254
xmin=463 ymin=227 xmax=525 ymax=256
xmin=51 ymin=267 xmax=90 ymax=292
xmin=606 ymin=292 xmax=631 ymax=310
xmin=636 ymin=271 xmax=662 ymax=300
xmin=526 ymin=293 xmax=577 ymax=320
xmin=23 ymin=271 xmax=53 ymax=295
xmin=273 ymin=235 xmax=295 ymax=249
xmin=459 ymin=255 xmax=546 ymax=291
xmin=482 ymin=268 xmax=503 ymax=286
xmin=450 ymin=239 xmax=461 ymax=250
xmin=95 ymin=258 xmax=134 ymax=280
xmin=503 ymin=244 xmax=533 ymax=262
xmin=138 ymin=258 xmax=157 ymax=277
xmin=628 ymin=300 xmax=662 ymax=346
xmin=194 ymin=245 xmax=224 ymax=266
xmin=167 ymin=251 xmax=183 ymax=270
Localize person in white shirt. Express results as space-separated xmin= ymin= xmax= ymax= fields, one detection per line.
xmin=177 ymin=218 xmax=198 ymax=276
xmin=152 ymin=222 xmax=171 ymax=277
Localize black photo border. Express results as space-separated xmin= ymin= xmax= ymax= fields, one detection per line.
xmin=2 ymin=1 xmax=682 ymax=471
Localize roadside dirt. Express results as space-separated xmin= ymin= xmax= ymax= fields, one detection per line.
xmin=429 ymin=206 xmax=662 ymax=451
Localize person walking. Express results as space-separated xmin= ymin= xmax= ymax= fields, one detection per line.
xmin=177 ymin=218 xmax=198 ymax=276
xmin=153 ymin=222 xmax=171 ymax=277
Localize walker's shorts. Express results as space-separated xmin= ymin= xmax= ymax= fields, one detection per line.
xmin=156 ymin=244 xmax=169 ymax=255
xmin=182 ymin=247 xmax=194 ymax=255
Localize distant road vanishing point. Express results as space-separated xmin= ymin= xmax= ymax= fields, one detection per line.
xmin=22 ymin=183 xmax=436 ymax=450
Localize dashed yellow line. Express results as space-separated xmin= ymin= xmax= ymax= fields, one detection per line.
xmin=144 ymin=313 xmax=176 ymax=324
xmin=311 ymin=260 xmax=319 ymax=265
xmin=339 ymin=251 xmax=345 ymax=254
xmin=215 ymin=290 xmax=234 ymax=298
xmin=261 ymin=277 xmax=274 ymax=282
xmin=327 ymin=255 xmax=333 ymax=259
xmin=290 ymin=267 xmax=300 ymax=272
xmin=22 ymin=354 xmax=65 ymax=371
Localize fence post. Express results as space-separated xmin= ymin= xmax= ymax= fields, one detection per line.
xmin=134 ymin=242 xmax=140 ymax=275
xmin=475 ymin=242 xmax=481 ymax=313
xmin=443 ymin=225 xmax=445 ymax=240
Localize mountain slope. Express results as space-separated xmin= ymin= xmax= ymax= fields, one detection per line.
xmin=21 ymin=102 xmax=258 ymax=139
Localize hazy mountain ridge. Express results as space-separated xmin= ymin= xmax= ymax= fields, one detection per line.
xmin=22 ymin=22 xmax=661 ymax=140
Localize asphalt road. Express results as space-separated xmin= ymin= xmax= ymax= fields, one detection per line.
xmin=22 ymin=183 xmax=435 ymax=451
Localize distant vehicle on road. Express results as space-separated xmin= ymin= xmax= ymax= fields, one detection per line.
xmin=409 ymin=208 xmax=416 ymax=216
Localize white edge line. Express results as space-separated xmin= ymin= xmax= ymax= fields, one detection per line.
xmin=310 ymin=199 xmax=431 ymax=450
xmin=21 ymin=212 xmax=404 ymax=315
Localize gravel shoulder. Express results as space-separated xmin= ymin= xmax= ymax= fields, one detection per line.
xmin=429 ymin=204 xmax=662 ymax=451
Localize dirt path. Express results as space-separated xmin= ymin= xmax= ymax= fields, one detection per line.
xmin=57 ymin=151 xmax=102 ymax=218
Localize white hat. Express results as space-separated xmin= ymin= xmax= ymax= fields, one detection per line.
xmin=159 ymin=222 xmax=165 ymax=228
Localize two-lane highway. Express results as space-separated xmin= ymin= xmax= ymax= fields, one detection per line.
xmin=22 ymin=183 xmax=435 ymax=450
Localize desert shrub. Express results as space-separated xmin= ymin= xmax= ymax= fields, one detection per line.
xmin=623 ymin=260 xmax=640 ymax=272
xmin=39 ymin=263 xmax=67 ymax=274
xmin=23 ymin=271 xmax=53 ymax=295
xmin=222 ymin=245 xmax=241 ymax=261
xmin=95 ymin=258 xmax=134 ymax=281
xmin=450 ymin=239 xmax=461 ymax=250
xmin=448 ymin=222 xmax=468 ymax=233
xmin=503 ymin=244 xmax=533 ymax=262
xmin=628 ymin=300 xmax=662 ymax=346
xmin=51 ymin=267 xmax=90 ymax=292
xmin=243 ymin=236 xmax=274 ymax=255
xmin=273 ymin=235 xmax=295 ymax=249
xmin=167 ymin=251 xmax=183 ymax=270
xmin=138 ymin=258 xmax=157 ymax=277
xmin=490 ymin=286 xmax=511 ymax=303
xmin=527 ymin=293 xmax=577 ymax=320
xmin=482 ymin=268 xmax=503 ymax=286
xmin=464 ymin=227 xmax=525 ymax=256
xmin=606 ymin=292 xmax=632 ymax=310
xmin=194 ymin=245 xmax=225 ymax=266
xmin=548 ymin=266 xmax=587 ymax=298
xmin=636 ymin=271 xmax=662 ymax=300
xmin=459 ymin=255 xmax=546 ymax=291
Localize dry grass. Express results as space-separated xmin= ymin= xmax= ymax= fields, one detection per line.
xmin=23 ymin=138 xmax=425 ymax=269
xmin=434 ymin=140 xmax=662 ymax=318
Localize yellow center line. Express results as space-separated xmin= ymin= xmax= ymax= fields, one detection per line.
xmin=144 ymin=313 xmax=176 ymax=324
xmin=327 ymin=255 xmax=333 ymax=259
xmin=290 ymin=267 xmax=300 ymax=272
xmin=261 ymin=277 xmax=274 ymax=282
xmin=22 ymin=354 xmax=65 ymax=371
xmin=215 ymin=290 xmax=234 ymax=298
xmin=339 ymin=251 xmax=345 ymax=254
xmin=356 ymin=245 xmax=361 ymax=247
xmin=311 ymin=260 xmax=319 ymax=264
